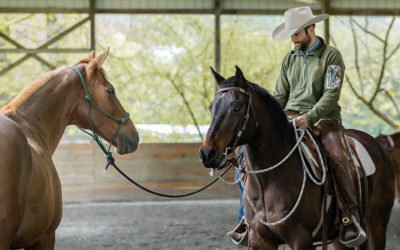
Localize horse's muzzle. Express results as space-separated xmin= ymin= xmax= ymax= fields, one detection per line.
xmin=199 ymin=146 xmax=222 ymax=168
xmin=116 ymin=131 xmax=139 ymax=154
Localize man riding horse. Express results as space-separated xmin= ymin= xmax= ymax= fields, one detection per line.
xmin=228 ymin=6 xmax=366 ymax=247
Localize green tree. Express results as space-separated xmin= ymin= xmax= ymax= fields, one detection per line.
xmin=2 ymin=13 xmax=399 ymax=141
xmin=331 ymin=16 xmax=400 ymax=134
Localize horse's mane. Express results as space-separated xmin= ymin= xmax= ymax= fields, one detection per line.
xmin=221 ymin=76 xmax=295 ymax=143
xmin=1 ymin=66 xmax=67 ymax=111
xmin=1 ymin=57 xmax=105 ymax=112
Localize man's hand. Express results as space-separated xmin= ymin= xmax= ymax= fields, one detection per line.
xmin=295 ymin=115 xmax=308 ymax=129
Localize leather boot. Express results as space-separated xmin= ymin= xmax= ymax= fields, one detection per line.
xmin=334 ymin=165 xmax=366 ymax=247
xmin=316 ymin=120 xmax=366 ymax=247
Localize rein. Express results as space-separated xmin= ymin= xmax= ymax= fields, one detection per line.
xmin=241 ymin=120 xmax=327 ymax=227
xmin=216 ymin=86 xmax=328 ymax=228
xmin=70 ymin=66 xmax=233 ymax=198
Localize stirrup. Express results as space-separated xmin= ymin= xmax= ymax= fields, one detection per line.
xmin=227 ymin=228 xmax=248 ymax=246
xmin=226 ymin=216 xmax=248 ymax=246
xmin=339 ymin=215 xmax=367 ymax=247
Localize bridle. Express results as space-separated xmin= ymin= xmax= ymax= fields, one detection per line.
xmin=214 ymin=86 xmax=253 ymax=159
xmin=70 ymin=65 xmax=130 ymax=169
xmin=385 ymin=134 xmax=395 ymax=151
xmin=215 ymin=86 xmax=328 ymax=228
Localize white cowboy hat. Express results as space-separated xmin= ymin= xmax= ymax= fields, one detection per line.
xmin=272 ymin=6 xmax=329 ymax=40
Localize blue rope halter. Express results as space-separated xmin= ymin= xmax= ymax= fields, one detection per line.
xmin=70 ymin=66 xmax=130 ymax=170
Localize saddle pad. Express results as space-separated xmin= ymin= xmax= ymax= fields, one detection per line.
xmin=346 ymin=136 xmax=376 ymax=176
xmin=299 ymin=134 xmax=376 ymax=178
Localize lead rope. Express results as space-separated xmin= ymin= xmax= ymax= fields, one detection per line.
xmin=301 ymin=129 xmax=327 ymax=186
xmin=70 ymin=66 xmax=236 ymax=198
xmin=236 ymin=120 xmax=328 ymax=227
xmin=239 ymin=120 xmax=308 ymax=226
xmin=243 ymin=126 xmax=306 ymax=174
xmin=109 ymin=160 xmax=233 ymax=198
xmin=240 ymin=165 xmax=306 ymax=227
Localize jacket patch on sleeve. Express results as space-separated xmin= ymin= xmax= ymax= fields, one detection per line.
xmin=325 ymin=65 xmax=342 ymax=89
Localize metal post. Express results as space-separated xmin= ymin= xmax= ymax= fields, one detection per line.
xmin=90 ymin=0 xmax=96 ymax=54
xmin=214 ymin=0 xmax=221 ymax=92
xmin=214 ymin=0 xmax=221 ymax=73
xmin=323 ymin=0 xmax=330 ymax=44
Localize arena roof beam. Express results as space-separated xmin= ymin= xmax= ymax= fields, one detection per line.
xmin=0 ymin=54 xmax=31 ymax=76
xmin=0 ymin=49 xmax=91 ymax=53
xmin=0 ymin=31 xmax=56 ymax=70
xmin=0 ymin=16 xmax=92 ymax=76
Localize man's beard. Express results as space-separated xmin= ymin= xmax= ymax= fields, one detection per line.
xmin=297 ymin=34 xmax=311 ymax=52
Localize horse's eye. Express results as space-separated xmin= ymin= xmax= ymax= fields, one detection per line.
xmin=106 ymin=88 xmax=115 ymax=95
xmin=232 ymin=104 xmax=241 ymax=112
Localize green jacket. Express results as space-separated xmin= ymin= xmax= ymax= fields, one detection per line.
xmin=273 ymin=37 xmax=345 ymax=125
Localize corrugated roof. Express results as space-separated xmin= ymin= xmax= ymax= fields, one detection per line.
xmin=0 ymin=0 xmax=89 ymax=9
xmin=96 ymin=0 xmax=214 ymax=10
xmin=0 ymin=0 xmax=399 ymax=15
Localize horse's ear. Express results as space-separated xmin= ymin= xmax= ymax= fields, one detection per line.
xmin=95 ymin=47 xmax=109 ymax=68
xmin=87 ymin=47 xmax=109 ymax=71
xmin=235 ymin=65 xmax=246 ymax=86
xmin=210 ymin=66 xmax=225 ymax=86
xmin=87 ymin=51 xmax=95 ymax=59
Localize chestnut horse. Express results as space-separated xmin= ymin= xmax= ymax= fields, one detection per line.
xmin=199 ymin=66 xmax=394 ymax=249
xmin=0 ymin=49 xmax=139 ymax=250
xmin=376 ymin=132 xmax=400 ymax=202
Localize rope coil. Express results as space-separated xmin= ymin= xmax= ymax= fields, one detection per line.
xmin=231 ymin=119 xmax=328 ymax=226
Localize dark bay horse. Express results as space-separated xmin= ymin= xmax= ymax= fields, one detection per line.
xmin=0 ymin=49 xmax=139 ymax=250
xmin=199 ymin=66 xmax=394 ymax=249
xmin=376 ymin=132 xmax=400 ymax=202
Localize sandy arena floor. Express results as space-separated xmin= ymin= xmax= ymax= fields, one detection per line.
xmin=55 ymin=200 xmax=400 ymax=250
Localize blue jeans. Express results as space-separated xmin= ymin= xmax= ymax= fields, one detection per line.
xmin=236 ymin=146 xmax=245 ymax=224
xmin=236 ymin=168 xmax=244 ymax=224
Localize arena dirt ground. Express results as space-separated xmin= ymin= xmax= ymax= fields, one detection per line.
xmin=55 ymin=200 xmax=400 ymax=250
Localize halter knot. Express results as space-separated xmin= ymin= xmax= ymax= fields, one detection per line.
xmin=85 ymin=94 xmax=92 ymax=101
xmin=105 ymin=152 xmax=114 ymax=164
xmin=104 ymin=152 xmax=115 ymax=171
xmin=120 ymin=113 xmax=130 ymax=124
